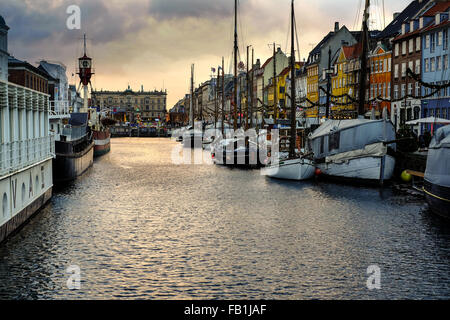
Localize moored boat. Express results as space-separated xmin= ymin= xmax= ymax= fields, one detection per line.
xmin=263 ymin=157 xmax=315 ymax=180
xmin=93 ymin=127 xmax=111 ymax=157
xmin=423 ymin=125 xmax=450 ymax=219
xmin=264 ymin=0 xmax=315 ymax=181
xmin=309 ymin=118 xmax=397 ymax=184
xmin=53 ymin=113 xmax=94 ymax=183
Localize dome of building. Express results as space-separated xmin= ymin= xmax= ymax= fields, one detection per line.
xmin=0 ymin=15 xmax=9 ymax=29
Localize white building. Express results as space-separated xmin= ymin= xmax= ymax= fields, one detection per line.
xmin=0 ymin=15 xmax=54 ymax=243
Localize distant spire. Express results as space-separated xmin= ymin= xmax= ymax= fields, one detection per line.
xmin=83 ymin=34 xmax=87 ymax=55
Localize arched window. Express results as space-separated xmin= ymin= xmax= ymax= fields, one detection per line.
xmin=2 ymin=193 xmax=8 ymax=218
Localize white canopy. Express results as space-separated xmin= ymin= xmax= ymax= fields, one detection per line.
xmin=405 ymin=117 xmax=450 ymax=125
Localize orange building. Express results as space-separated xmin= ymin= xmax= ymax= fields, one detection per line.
xmin=368 ymin=43 xmax=392 ymax=116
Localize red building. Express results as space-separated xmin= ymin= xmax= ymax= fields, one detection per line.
xmin=8 ymin=56 xmax=49 ymax=94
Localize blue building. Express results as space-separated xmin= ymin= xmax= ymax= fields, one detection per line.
xmin=421 ymin=3 xmax=450 ymax=133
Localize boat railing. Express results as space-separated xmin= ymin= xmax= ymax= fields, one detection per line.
xmin=0 ymin=135 xmax=55 ymax=177
xmin=49 ymin=100 xmax=70 ymax=117
xmin=61 ymin=125 xmax=87 ymax=142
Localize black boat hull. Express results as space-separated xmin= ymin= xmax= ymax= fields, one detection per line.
xmin=53 ymin=141 xmax=94 ymax=184
xmin=424 ymin=180 xmax=450 ymax=219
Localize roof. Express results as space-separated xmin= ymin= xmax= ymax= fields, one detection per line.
xmin=8 ymin=56 xmax=50 ymax=79
xmin=422 ymin=19 xmax=450 ymax=33
xmin=376 ymin=0 xmax=431 ymax=39
xmin=422 ymin=1 xmax=450 ymax=17
xmin=341 ymin=42 xmax=362 ymax=61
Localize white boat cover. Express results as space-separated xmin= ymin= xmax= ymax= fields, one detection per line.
xmin=425 ymin=125 xmax=450 ymax=188
xmin=325 ymin=142 xmax=387 ymax=164
xmin=309 ymin=119 xmax=396 ymax=159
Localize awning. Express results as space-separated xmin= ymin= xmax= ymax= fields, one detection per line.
xmin=405 ymin=117 xmax=450 ymax=125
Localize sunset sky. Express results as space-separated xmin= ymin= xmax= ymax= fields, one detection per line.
xmin=2 ymin=0 xmax=412 ymax=108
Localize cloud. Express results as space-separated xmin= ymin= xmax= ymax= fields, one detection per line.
xmin=148 ymin=0 xmax=233 ymax=20
xmin=1 ymin=0 xmax=414 ymax=108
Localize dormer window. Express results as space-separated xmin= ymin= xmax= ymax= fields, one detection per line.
xmin=436 ymin=13 xmax=441 ymax=25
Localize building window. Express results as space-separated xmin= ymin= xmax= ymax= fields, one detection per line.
xmin=437 ymin=56 xmax=442 ymax=71
xmin=444 ymin=29 xmax=448 ymax=50
xmin=415 ymin=82 xmax=420 ymax=97
xmin=408 ymin=83 xmax=412 ymax=95
xmin=431 ymin=33 xmax=435 ymax=53
xmin=415 ymin=59 xmax=420 ymax=74
xmin=401 ymin=84 xmax=406 ymax=97
xmin=395 ymin=43 xmax=399 ymax=56
xmin=394 ymin=85 xmax=399 ymax=99
xmin=444 ymin=55 xmax=449 ymax=70
xmin=425 ymin=58 xmax=429 ymax=72
xmin=402 ymin=41 xmax=407 ymax=55
xmin=416 ymin=37 xmax=421 ymax=51
xmin=394 ymin=64 xmax=399 ymax=78
xmin=438 ymin=31 xmax=443 ymax=46
xmin=401 ymin=62 xmax=406 ymax=77
xmin=430 ymin=57 xmax=435 ymax=72
xmin=425 ymin=34 xmax=430 ymax=49
xmin=409 ymin=39 xmax=414 ymax=53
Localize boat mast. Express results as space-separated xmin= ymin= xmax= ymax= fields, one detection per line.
xmin=222 ymin=57 xmax=225 ymax=136
xmin=190 ymin=64 xmax=194 ymax=126
xmin=289 ymin=0 xmax=296 ymax=159
xmin=358 ymin=0 xmax=370 ymax=117
xmin=233 ymin=0 xmax=238 ymax=131
xmin=273 ymin=42 xmax=277 ymax=126
xmin=246 ymin=45 xmax=250 ymax=130
xmin=215 ymin=67 xmax=218 ymax=130
xmin=250 ymin=48 xmax=254 ymax=128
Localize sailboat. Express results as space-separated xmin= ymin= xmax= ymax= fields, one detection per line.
xmin=308 ymin=0 xmax=396 ymax=185
xmin=263 ymin=0 xmax=315 ymax=180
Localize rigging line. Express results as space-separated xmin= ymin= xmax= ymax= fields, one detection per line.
xmin=294 ymin=8 xmax=301 ymax=63
xmin=353 ymin=0 xmax=363 ymax=31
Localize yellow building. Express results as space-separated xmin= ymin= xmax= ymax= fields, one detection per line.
xmin=306 ymin=64 xmax=319 ymax=117
xmin=330 ymin=44 xmax=361 ymax=119
xmin=331 ymin=47 xmax=353 ymax=116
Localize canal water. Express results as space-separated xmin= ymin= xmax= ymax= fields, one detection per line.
xmin=0 ymin=138 xmax=449 ymax=299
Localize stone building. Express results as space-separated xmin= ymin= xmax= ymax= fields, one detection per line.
xmin=92 ymin=85 xmax=167 ymax=123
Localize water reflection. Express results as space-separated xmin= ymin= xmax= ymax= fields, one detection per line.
xmin=0 ymin=138 xmax=448 ymax=299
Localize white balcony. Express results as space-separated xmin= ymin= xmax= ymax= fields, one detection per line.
xmin=49 ymin=100 xmax=70 ymax=119
xmin=0 ymin=135 xmax=55 ymax=177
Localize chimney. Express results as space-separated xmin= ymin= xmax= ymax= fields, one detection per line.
xmin=334 ymin=22 xmax=339 ymax=32
xmin=393 ymin=12 xmax=400 ymax=20
xmin=141 ymin=85 xmax=144 ymax=92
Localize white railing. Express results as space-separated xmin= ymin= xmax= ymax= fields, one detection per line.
xmin=49 ymin=100 xmax=70 ymax=117
xmin=0 ymin=135 xmax=55 ymax=177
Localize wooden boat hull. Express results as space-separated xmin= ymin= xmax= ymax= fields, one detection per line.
xmin=263 ymin=158 xmax=315 ymax=180
xmin=316 ymin=155 xmax=395 ymax=182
